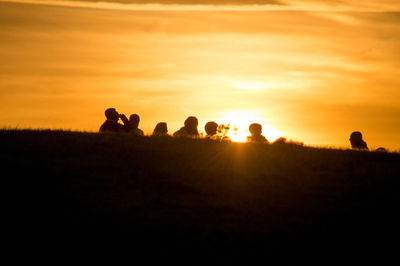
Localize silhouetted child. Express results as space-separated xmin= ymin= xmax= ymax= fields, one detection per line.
xmin=247 ymin=123 xmax=268 ymax=144
xmin=99 ymin=108 xmax=129 ymax=133
xmin=152 ymin=122 xmax=168 ymax=136
xmin=127 ymin=114 xmax=144 ymax=136
xmin=349 ymin=131 xmax=368 ymax=150
xmin=204 ymin=121 xmax=218 ymax=138
xmin=173 ymin=116 xmax=200 ymax=137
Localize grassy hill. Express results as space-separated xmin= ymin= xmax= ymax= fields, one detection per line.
xmin=2 ymin=129 xmax=400 ymax=260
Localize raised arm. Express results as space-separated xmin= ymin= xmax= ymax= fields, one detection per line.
xmin=119 ymin=114 xmax=129 ymax=125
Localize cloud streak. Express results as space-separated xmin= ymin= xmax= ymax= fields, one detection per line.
xmin=2 ymin=0 xmax=400 ymax=11
xmin=76 ymin=0 xmax=284 ymax=4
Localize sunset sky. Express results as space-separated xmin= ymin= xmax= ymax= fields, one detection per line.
xmin=0 ymin=0 xmax=399 ymax=149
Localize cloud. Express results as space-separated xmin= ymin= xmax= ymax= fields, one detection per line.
xmin=78 ymin=0 xmax=284 ymax=4
xmin=10 ymin=0 xmax=284 ymax=6
xmin=4 ymin=0 xmax=400 ymax=12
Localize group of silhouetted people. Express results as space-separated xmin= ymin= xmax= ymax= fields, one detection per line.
xmin=99 ymin=107 xmax=269 ymax=143
xmin=100 ymin=107 xmax=384 ymax=150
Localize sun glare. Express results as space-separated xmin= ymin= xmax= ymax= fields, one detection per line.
xmin=216 ymin=110 xmax=284 ymax=143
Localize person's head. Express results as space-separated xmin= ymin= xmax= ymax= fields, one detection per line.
xmin=350 ymin=131 xmax=363 ymax=147
xmin=184 ymin=116 xmax=199 ymax=135
xmin=375 ymin=147 xmax=387 ymax=152
xmin=205 ymin=121 xmax=218 ymax=136
xmin=153 ymin=122 xmax=168 ymax=136
xmin=105 ymin=108 xmax=119 ymax=122
xmin=249 ymin=123 xmax=262 ymax=137
xmin=129 ymin=114 xmax=140 ymax=128
xmin=350 ymin=131 xmax=368 ymax=149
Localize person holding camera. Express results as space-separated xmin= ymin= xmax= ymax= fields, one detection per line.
xmin=99 ymin=107 xmax=129 ymax=133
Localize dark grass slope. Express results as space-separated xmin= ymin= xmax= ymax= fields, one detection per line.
xmin=2 ymin=129 xmax=400 ymax=261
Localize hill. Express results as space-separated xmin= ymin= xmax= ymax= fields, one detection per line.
xmin=2 ymin=129 xmax=400 ymax=261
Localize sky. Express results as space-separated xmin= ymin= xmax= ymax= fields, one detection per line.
xmin=0 ymin=0 xmax=399 ymax=149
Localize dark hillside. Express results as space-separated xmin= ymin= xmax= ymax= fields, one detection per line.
xmin=2 ymin=130 xmax=400 ymax=261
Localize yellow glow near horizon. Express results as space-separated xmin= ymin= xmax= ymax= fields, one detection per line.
xmin=1 ymin=1 xmax=400 ymax=150
xmin=232 ymin=81 xmax=266 ymax=91
xmin=217 ymin=110 xmax=284 ymax=143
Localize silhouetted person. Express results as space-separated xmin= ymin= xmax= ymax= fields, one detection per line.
xmin=173 ymin=116 xmax=200 ymax=137
xmin=152 ymin=122 xmax=168 ymax=136
xmin=127 ymin=114 xmax=144 ymax=136
xmin=349 ymin=131 xmax=368 ymax=150
xmin=247 ymin=123 xmax=268 ymax=143
xmin=99 ymin=108 xmax=129 ymax=133
xmin=272 ymin=137 xmax=287 ymax=145
xmin=204 ymin=121 xmax=218 ymax=137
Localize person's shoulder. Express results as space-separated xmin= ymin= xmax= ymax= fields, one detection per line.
xmin=363 ymin=141 xmax=368 ymax=149
xmin=173 ymin=127 xmax=186 ymax=137
xmin=247 ymin=135 xmax=268 ymax=143
xmin=100 ymin=120 xmax=125 ymax=132
xmin=137 ymin=128 xmax=144 ymax=136
xmin=100 ymin=120 xmax=113 ymax=132
xmin=221 ymin=136 xmax=231 ymax=142
xmin=204 ymin=135 xmax=215 ymax=140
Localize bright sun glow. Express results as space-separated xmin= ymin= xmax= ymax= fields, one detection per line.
xmin=232 ymin=81 xmax=266 ymax=91
xmin=216 ymin=110 xmax=284 ymax=143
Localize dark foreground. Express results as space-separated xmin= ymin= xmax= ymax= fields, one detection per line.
xmin=2 ymin=130 xmax=400 ymax=261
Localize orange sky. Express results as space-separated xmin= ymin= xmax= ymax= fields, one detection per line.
xmin=0 ymin=0 xmax=399 ymax=150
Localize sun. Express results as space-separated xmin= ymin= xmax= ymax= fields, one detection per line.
xmin=216 ymin=110 xmax=284 ymax=143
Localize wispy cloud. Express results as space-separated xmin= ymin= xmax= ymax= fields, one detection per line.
xmin=1 ymin=0 xmax=399 ymax=12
